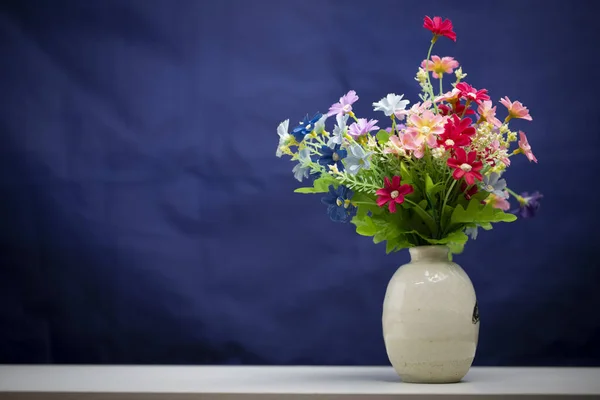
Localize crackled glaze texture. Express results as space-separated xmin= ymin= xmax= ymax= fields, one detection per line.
xmin=382 ymin=246 xmax=479 ymax=383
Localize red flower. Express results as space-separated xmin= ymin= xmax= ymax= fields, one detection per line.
xmin=460 ymin=182 xmax=479 ymax=200
xmin=376 ymin=176 xmax=414 ymax=213
xmin=456 ymin=82 xmax=490 ymax=104
xmin=437 ymin=115 xmax=476 ymax=150
xmin=438 ymin=102 xmax=476 ymax=117
xmin=447 ymin=148 xmax=483 ymax=185
xmin=423 ymin=16 xmax=457 ymax=42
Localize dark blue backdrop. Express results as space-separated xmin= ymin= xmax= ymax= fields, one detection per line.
xmin=1 ymin=0 xmax=599 ymax=365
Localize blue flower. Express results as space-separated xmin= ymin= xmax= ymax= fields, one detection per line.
xmin=465 ymin=226 xmax=478 ymax=240
xmin=292 ymin=148 xmax=312 ymax=182
xmin=321 ymin=185 xmax=357 ymax=223
xmin=345 ymin=144 xmax=372 ymax=175
xmin=292 ymin=112 xmax=323 ymax=142
xmin=318 ymin=144 xmax=347 ymax=172
xmin=480 ymin=172 xmax=507 ymax=198
xmin=512 ymin=191 xmax=543 ymax=219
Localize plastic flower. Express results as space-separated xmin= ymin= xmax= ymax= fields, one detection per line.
xmin=423 ymin=16 xmax=457 ymax=42
xmin=327 ymin=90 xmax=359 ymax=117
xmin=399 ymin=133 xmax=426 ymax=158
xmin=292 ymin=148 xmax=311 ymax=182
xmin=447 ymin=148 xmax=483 ymax=185
xmin=480 ymin=172 xmax=507 ymax=198
xmin=485 ymin=192 xmax=510 ymax=211
xmin=512 ymin=191 xmax=543 ymax=219
xmin=276 ymin=119 xmax=292 ymax=157
xmin=405 ymin=110 xmax=445 ymax=146
xmin=318 ymin=144 xmax=347 ymax=171
xmin=348 ymin=118 xmax=380 ymax=138
xmin=376 ymin=176 xmax=414 ymax=213
xmin=435 ymin=88 xmax=461 ymax=104
xmin=321 ymin=185 xmax=357 ymax=223
xmin=477 ymin=101 xmax=502 ymax=128
xmin=292 ymin=113 xmax=323 ymax=142
xmin=421 ymin=56 xmax=459 ymax=79
xmin=328 ymin=114 xmax=348 ymax=148
xmin=383 ymin=135 xmax=407 ymax=156
xmin=345 ymin=144 xmax=372 ymax=175
xmin=456 ymin=82 xmax=490 ymax=104
xmin=438 ymin=102 xmax=475 ymax=117
xmin=409 ymin=101 xmax=433 ymax=115
xmin=517 ymin=131 xmax=538 ymax=163
xmin=313 ymin=114 xmax=328 ymax=135
xmin=372 ymin=93 xmax=410 ymax=119
xmin=500 ymin=97 xmax=532 ymax=121
xmin=465 ymin=226 xmax=478 ymax=240
xmin=437 ymin=115 xmax=475 ymax=150
xmin=461 ymin=182 xmax=479 ymax=200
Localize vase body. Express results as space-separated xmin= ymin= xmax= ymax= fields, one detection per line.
xmin=382 ymin=245 xmax=479 ymax=383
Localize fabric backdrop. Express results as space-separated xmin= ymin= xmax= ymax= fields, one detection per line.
xmin=1 ymin=0 xmax=599 ymax=365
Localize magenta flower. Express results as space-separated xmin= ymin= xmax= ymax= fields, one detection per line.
xmin=518 ymin=131 xmax=538 ymax=163
xmin=500 ymin=96 xmax=532 ymax=121
xmin=327 ymin=90 xmax=359 ymax=117
xmin=348 ymin=118 xmax=379 ymax=138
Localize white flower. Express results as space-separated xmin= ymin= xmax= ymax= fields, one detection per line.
xmin=328 ymin=114 xmax=349 ymax=148
xmin=372 ymin=93 xmax=410 ymax=119
xmin=313 ymin=114 xmax=328 ymax=135
xmin=276 ymin=119 xmax=291 ymax=157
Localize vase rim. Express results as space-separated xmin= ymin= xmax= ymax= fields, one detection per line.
xmin=408 ymin=245 xmax=449 ymax=261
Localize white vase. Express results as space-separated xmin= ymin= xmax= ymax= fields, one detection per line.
xmin=382 ymin=245 xmax=479 ymax=383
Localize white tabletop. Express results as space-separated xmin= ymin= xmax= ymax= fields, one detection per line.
xmin=0 ymin=366 xmax=599 ymax=399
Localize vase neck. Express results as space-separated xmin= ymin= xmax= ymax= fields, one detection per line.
xmin=409 ymin=246 xmax=449 ymax=262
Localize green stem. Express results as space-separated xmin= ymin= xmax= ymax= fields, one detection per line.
xmin=405 ymin=198 xmax=434 ymax=220
xmin=441 ymin=179 xmax=457 ymax=216
xmin=439 ymin=76 xmax=443 ymax=97
xmin=425 ymin=39 xmax=439 ymax=113
xmin=506 ymin=187 xmax=524 ymax=202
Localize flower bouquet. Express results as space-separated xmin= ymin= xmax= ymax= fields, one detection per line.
xmin=276 ymin=16 xmax=541 ymax=256
xmin=275 ymin=16 xmax=543 ymax=383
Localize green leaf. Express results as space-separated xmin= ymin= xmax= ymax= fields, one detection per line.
xmin=351 ymin=215 xmax=377 ymax=236
xmin=425 ymin=229 xmax=468 ymax=246
xmin=385 ymin=234 xmax=412 ymax=254
xmin=411 ymin=200 xmax=438 ymax=237
xmin=294 ymin=175 xmax=337 ymax=194
xmin=425 ymin=174 xmax=444 ymax=198
xmin=376 ymin=129 xmax=390 ymax=145
xmin=451 ymin=198 xmax=518 ymax=225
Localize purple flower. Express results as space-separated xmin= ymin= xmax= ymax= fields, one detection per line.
xmin=348 ymin=118 xmax=380 ymax=138
xmin=512 ymin=191 xmax=543 ymax=219
xmin=327 ymin=90 xmax=359 ymax=117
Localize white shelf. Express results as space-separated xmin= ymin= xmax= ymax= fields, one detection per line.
xmin=1 ymin=366 xmax=599 ymax=399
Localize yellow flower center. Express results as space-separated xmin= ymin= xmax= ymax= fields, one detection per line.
xmin=460 ymin=163 xmax=472 ymax=172
xmin=485 ymin=184 xmax=494 ymax=192
xmin=421 ymin=126 xmax=431 ymax=134
xmin=390 ymin=190 xmax=400 ymax=199
xmin=332 ymin=152 xmax=340 ymax=162
xmin=445 ymin=139 xmax=455 ymax=146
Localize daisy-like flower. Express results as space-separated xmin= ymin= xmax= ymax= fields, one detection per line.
xmin=348 ymin=118 xmax=380 ymax=138
xmin=480 ymin=172 xmax=508 ymax=198
xmin=372 ymin=93 xmax=411 ymax=119
xmin=408 ymin=100 xmax=433 ymax=115
xmin=292 ymin=113 xmax=323 ymax=142
xmin=345 ymin=144 xmax=373 ymax=175
xmin=276 ymin=119 xmax=292 ymax=157
xmin=376 ymin=176 xmax=414 ymax=213
xmin=318 ymin=144 xmax=347 ymax=172
xmin=292 ymin=148 xmax=312 ymax=182
xmin=434 ymin=88 xmax=461 ymax=104
xmin=327 ymin=90 xmax=359 ymax=117
xmin=399 ymin=133 xmax=426 ymax=158
xmin=500 ymin=97 xmax=532 ymax=121
xmin=328 ymin=114 xmax=349 ymax=148
xmin=383 ymin=135 xmax=408 ymax=156
xmin=313 ymin=114 xmax=328 ymax=135
xmin=512 ymin=191 xmax=543 ymax=219
xmin=437 ymin=114 xmax=475 ymax=150
xmin=423 ymin=16 xmax=457 ymax=42
xmin=485 ymin=192 xmax=511 ymax=211
xmin=321 ymin=185 xmax=357 ymax=223
xmin=456 ymin=82 xmax=490 ymax=104
xmin=438 ymin=102 xmax=475 ymax=117
xmin=477 ymin=100 xmax=502 ymax=128
xmin=421 ymin=56 xmax=459 ymax=79
xmin=405 ymin=110 xmax=445 ymax=147
xmin=447 ymin=148 xmax=483 ymax=185
xmin=518 ymin=131 xmax=538 ymax=163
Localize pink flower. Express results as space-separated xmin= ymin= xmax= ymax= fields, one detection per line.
xmin=383 ymin=135 xmax=407 ymax=156
xmin=347 ymin=118 xmax=379 ymax=138
xmin=421 ymin=56 xmax=459 ymax=79
xmin=500 ymin=96 xmax=532 ymax=121
xmin=327 ymin=90 xmax=359 ymax=117
xmin=477 ymin=101 xmax=502 ymax=127
xmin=405 ymin=110 xmax=446 ymax=147
xmin=434 ymin=88 xmax=461 ymax=104
xmin=518 ymin=131 xmax=538 ymax=163
xmin=486 ymin=192 xmax=511 ymax=211
xmin=409 ymin=100 xmax=432 ymax=114
xmin=400 ymin=133 xmax=426 ymax=158
xmin=456 ymin=82 xmax=490 ymax=104
xmin=376 ymin=176 xmax=414 ymax=213
xmin=423 ymin=16 xmax=457 ymax=42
